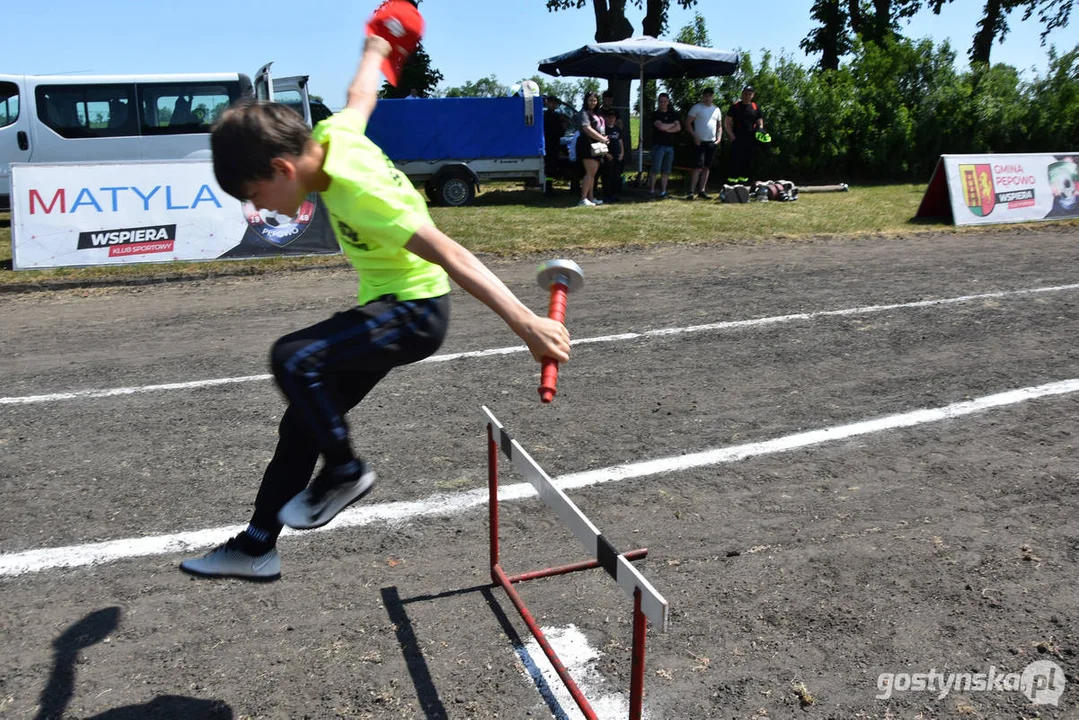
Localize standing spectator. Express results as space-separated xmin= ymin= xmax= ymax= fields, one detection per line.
xmin=542 ymin=95 xmax=565 ymax=192
xmin=574 ymin=91 xmax=606 ymax=207
xmin=685 ymin=88 xmax=722 ymax=199
xmin=599 ymin=90 xmax=624 ymax=195
xmin=648 ymin=92 xmax=680 ymax=198
xmin=601 ymin=107 xmax=624 ymax=203
xmin=724 ymin=85 xmax=764 ymax=184
xmin=600 ymin=89 xmax=616 ymax=117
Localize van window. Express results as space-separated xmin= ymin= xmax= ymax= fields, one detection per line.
xmin=0 ymin=82 xmax=19 ymax=127
xmin=276 ymin=89 xmax=308 ymax=120
xmin=36 ymin=84 xmax=137 ymax=138
xmin=137 ymin=81 xmax=241 ymax=135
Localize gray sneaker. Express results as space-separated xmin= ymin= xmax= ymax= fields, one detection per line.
xmin=278 ymin=460 xmax=376 ymax=530
xmin=180 ymin=536 xmax=280 ymax=582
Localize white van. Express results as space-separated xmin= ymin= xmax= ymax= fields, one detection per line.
xmin=0 ymin=64 xmax=330 ymax=211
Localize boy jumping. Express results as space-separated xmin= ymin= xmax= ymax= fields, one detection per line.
xmin=181 ymin=1 xmax=570 ymax=581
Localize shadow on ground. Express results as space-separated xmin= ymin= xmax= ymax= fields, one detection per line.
xmin=382 ymin=583 xmax=570 ymax=720
xmin=35 ymin=607 xmax=233 ymax=720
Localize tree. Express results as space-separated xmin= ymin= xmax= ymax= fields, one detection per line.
xmin=529 ymin=75 xmax=581 ymax=105
xmin=662 ymin=13 xmax=717 ymax=117
xmin=379 ymin=42 xmax=444 ymax=98
xmin=546 ymin=0 xmax=698 ymax=40
xmin=1020 ymin=45 xmax=1079 ymax=150
xmin=441 ymin=75 xmax=509 ymax=98
xmin=642 ymin=0 xmax=698 ymax=37
xmin=803 ymin=1 xmax=952 ymax=69
xmin=801 ymin=0 xmax=854 ymax=70
xmin=546 ymin=0 xmax=630 ymax=42
xmin=845 ymin=0 xmax=925 ymax=45
xmin=959 ymin=0 xmax=1074 ymax=65
xmin=573 ymin=78 xmax=603 ymax=105
xmin=545 ymin=1 xmax=698 ymax=155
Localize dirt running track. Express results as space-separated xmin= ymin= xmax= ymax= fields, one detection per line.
xmin=0 ymin=226 xmax=1077 ymax=720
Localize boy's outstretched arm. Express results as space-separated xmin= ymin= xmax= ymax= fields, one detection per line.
xmin=344 ymin=36 xmax=391 ymax=122
xmin=405 ymin=226 xmax=571 ymax=364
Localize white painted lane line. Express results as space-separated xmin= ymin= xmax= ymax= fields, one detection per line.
xmin=2 ymin=377 xmax=1077 ymax=578
xmin=515 ymin=624 xmax=635 ymax=720
xmin=2 ymin=282 xmax=1077 ymax=406
xmin=0 ymin=375 xmax=270 ymax=406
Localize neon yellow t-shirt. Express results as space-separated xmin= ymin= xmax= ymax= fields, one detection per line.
xmin=312 ymin=109 xmax=450 ymax=305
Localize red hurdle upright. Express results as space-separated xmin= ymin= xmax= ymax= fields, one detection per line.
xmin=484 ymin=407 xmax=669 ymax=720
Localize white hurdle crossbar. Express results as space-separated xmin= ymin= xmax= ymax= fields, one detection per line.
xmin=483 ymin=406 xmax=669 ymax=629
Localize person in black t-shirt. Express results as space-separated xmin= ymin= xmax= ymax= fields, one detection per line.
xmin=723 ymin=85 xmax=764 ymax=184
xmin=649 ymin=92 xmax=681 ymax=198
xmin=542 ymin=96 xmax=565 ymax=191
xmin=601 ymin=107 xmax=624 ymax=202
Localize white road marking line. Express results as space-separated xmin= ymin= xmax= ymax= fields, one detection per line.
xmin=0 ymin=375 xmax=270 ymax=405
xmin=515 ymin=624 xmax=635 ymax=720
xmin=2 ymin=377 xmax=1077 ymax=578
xmin=2 ymin=282 xmax=1077 ymax=406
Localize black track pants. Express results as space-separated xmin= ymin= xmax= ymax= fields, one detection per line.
xmin=250 ymin=294 xmax=450 ymax=533
xmin=728 ymin=138 xmax=756 ymax=182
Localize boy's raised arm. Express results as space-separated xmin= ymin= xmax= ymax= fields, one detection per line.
xmin=344 ymin=36 xmax=391 ymax=122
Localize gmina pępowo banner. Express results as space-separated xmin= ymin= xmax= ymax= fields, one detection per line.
xmin=917 ymin=152 xmax=1079 ymax=226
xmin=10 ymin=160 xmax=340 ymax=270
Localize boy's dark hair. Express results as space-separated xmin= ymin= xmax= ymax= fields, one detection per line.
xmin=211 ymin=100 xmax=312 ymax=200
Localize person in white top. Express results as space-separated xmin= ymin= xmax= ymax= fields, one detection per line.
xmin=684 ymin=87 xmax=723 ymax=199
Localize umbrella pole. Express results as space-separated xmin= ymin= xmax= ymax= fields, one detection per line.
xmin=638 ymin=65 xmax=645 ymax=178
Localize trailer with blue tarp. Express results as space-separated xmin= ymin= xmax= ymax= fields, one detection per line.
xmin=365 ymin=95 xmax=546 ymax=206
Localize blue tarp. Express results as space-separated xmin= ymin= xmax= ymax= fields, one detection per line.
xmin=365 ymin=96 xmax=544 ymax=163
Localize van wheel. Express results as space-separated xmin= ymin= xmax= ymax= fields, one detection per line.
xmin=436 ymin=173 xmax=476 ymax=207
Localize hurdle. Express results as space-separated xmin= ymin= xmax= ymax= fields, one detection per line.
xmin=483 ymin=406 xmax=669 ymax=720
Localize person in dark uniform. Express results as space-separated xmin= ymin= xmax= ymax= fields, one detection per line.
xmin=542 ymin=96 xmax=565 ymax=192
xmin=723 ymin=85 xmax=764 ymax=184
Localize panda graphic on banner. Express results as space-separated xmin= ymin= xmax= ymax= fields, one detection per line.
xmin=1045 ymin=157 xmax=1079 ymax=219
xmin=217 ymin=192 xmax=340 ymax=258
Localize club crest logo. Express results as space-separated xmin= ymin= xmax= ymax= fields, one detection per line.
xmin=960 ymin=164 xmax=995 ymax=217
xmin=242 ymin=195 xmax=318 ymax=246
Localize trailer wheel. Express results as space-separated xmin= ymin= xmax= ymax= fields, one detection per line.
xmin=436 ymin=172 xmax=476 ymax=207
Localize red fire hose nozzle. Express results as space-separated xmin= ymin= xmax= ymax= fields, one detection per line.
xmin=536 ymin=259 xmax=584 ymax=404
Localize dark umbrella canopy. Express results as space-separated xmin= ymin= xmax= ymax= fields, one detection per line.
xmin=538 ymin=36 xmax=738 ymax=80
xmin=538 ymin=36 xmax=739 ymax=173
